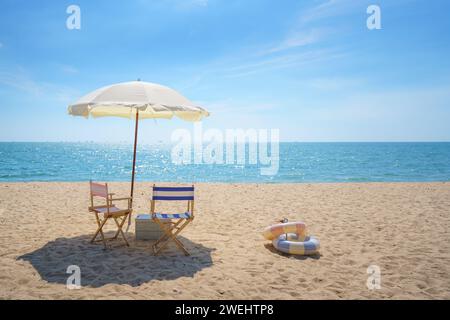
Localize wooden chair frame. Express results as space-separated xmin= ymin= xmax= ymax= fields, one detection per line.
xmin=88 ymin=181 xmax=132 ymax=249
xmin=150 ymin=184 xmax=195 ymax=256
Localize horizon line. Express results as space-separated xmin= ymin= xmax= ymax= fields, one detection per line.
xmin=1 ymin=140 xmax=450 ymax=144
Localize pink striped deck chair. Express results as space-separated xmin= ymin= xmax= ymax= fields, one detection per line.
xmin=150 ymin=184 xmax=195 ymax=256
xmin=88 ymin=180 xmax=132 ymax=248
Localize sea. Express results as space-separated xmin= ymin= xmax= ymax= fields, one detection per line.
xmin=0 ymin=142 xmax=449 ymax=183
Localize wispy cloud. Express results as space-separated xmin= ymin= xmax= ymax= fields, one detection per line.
xmin=0 ymin=42 xmax=3 ymax=48
xmin=295 ymin=84 xmax=450 ymax=141
xmin=201 ymin=98 xmax=278 ymax=115
xmin=306 ymin=76 xmax=366 ymax=91
xmin=0 ymin=69 xmax=42 ymax=95
xmin=60 ymin=64 xmax=79 ymax=74
xmin=189 ymin=0 xmax=208 ymax=7
xmin=264 ymin=28 xmax=330 ymax=54
xmin=223 ymin=48 xmax=346 ymax=78
xmin=258 ymin=0 xmax=356 ymax=56
xmin=139 ymin=0 xmax=208 ymax=10
xmin=167 ymin=1 xmax=362 ymax=87
xmin=0 ymin=67 xmax=81 ymax=103
xmin=172 ymin=46 xmax=347 ymax=88
xmin=298 ymin=0 xmax=360 ymax=24
xmin=224 ymin=0 xmax=367 ymax=78
xmin=164 ymin=0 xmax=208 ymax=8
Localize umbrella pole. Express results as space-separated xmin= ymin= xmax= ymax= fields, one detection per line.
xmin=130 ymin=108 xmax=139 ymax=207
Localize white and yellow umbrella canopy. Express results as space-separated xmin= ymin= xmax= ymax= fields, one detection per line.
xmin=68 ymin=80 xmax=209 ymax=121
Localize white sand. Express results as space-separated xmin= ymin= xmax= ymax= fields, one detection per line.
xmin=0 ymin=182 xmax=449 ymax=299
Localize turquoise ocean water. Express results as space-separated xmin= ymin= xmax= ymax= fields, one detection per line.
xmin=0 ymin=142 xmax=449 ymax=183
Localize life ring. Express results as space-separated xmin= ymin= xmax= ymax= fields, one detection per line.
xmin=262 ymin=221 xmax=307 ymax=241
xmin=272 ymin=233 xmax=320 ymax=255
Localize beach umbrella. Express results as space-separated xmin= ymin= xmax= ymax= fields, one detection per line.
xmin=68 ymin=80 xmax=209 ymax=208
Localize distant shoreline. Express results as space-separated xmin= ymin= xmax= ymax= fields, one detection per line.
xmin=1 ymin=141 xmax=450 ymax=144
xmin=1 ymin=181 xmax=450 ymax=185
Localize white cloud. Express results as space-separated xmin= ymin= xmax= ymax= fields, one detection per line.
xmin=191 ymin=0 xmax=208 ymax=6
xmin=223 ymin=48 xmax=347 ymax=78
xmin=172 ymin=0 xmax=208 ymax=10
xmin=143 ymin=0 xmax=208 ymax=9
xmin=163 ymin=1 xmax=367 ymax=87
xmin=306 ymin=77 xmax=366 ymax=91
xmin=60 ymin=64 xmax=79 ymax=74
xmin=257 ymin=0 xmax=353 ymax=56
xmin=0 ymin=68 xmax=81 ymax=103
xmin=226 ymin=0 xmax=365 ymax=77
xmin=264 ymin=28 xmax=329 ymax=54
xmin=202 ymin=98 xmax=278 ymax=115
xmin=0 ymin=69 xmax=42 ymax=95
xmin=298 ymin=0 xmax=359 ymax=24
xmin=292 ymin=85 xmax=450 ymax=141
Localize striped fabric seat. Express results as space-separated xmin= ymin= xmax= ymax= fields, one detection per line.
xmin=152 ymin=186 xmax=194 ymax=201
xmin=150 ymin=185 xmax=195 ymax=256
xmin=153 ymin=212 xmax=192 ymax=219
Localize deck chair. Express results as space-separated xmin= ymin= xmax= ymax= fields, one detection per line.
xmin=150 ymin=185 xmax=195 ymax=256
xmin=88 ymin=180 xmax=132 ymax=249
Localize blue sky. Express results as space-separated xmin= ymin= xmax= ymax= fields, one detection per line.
xmin=0 ymin=0 xmax=449 ymax=142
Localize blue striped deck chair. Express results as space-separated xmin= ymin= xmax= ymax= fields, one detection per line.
xmin=150 ymin=184 xmax=195 ymax=256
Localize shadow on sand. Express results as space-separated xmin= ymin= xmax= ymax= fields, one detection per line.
xmin=18 ymin=232 xmax=215 ymax=288
xmin=263 ymin=243 xmax=321 ymax=260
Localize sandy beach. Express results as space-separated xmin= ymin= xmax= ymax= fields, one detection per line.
xmin=0 ymin=182 xmax=449 ymax=300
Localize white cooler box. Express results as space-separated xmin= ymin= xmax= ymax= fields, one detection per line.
xmin=135 ymin=214 xmax=168 ymax=240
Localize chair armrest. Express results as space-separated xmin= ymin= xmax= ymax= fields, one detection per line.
xmin=110 ymin=196 xmax=133 ymax=210
xmin=89 ymin=205 xmax=110 ymax=212
xmin=110 ymin=197 xmax=132 ymax=201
